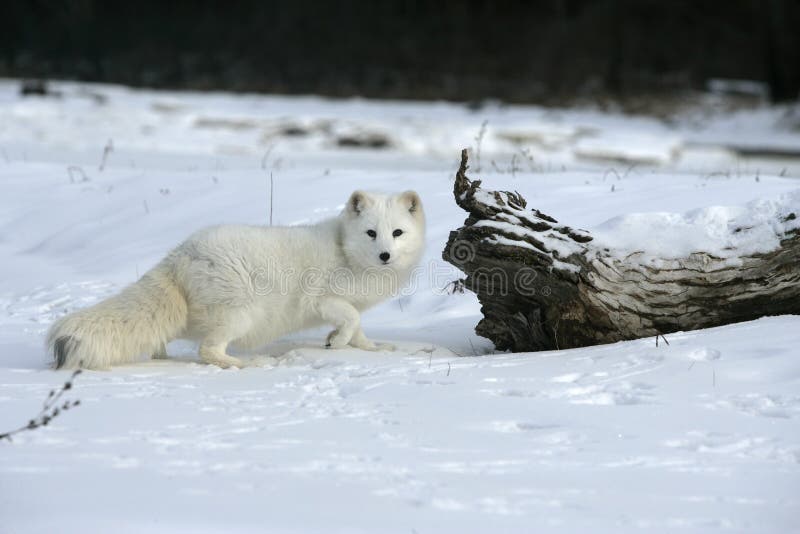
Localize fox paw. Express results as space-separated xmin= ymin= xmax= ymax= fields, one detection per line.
xmin=358 ymin=341 xmax=396 ymax=352
xmin=325 ymin=329 xmax=349 ymax=349
xmin=201 ymin=353 xmax=243 ymax=369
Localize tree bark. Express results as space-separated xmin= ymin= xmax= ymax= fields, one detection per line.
xmin=443 ymin=149 xmax=800 ymax=352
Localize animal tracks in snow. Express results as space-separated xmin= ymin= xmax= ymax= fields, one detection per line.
xmin=545 ymin=381 xmax=656 ymax=405
xmin=702 ymin=392 xmax=800 ymax=419
xmin=482 ymin=350 xmax=662 ymax=406
xmin=1 ymin=284 xmax=798 ymax=532
xmin=664 ymin=431 xmax=800 ymax=465
xmin=1 ymin=281 xmax=118 ymax=327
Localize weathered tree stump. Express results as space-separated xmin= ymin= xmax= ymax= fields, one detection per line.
xmin=443 ymin=149 xmax=800 ymax=352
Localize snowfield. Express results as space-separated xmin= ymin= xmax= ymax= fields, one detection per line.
xmin=1 ymin=80 xmax=799 ymax=533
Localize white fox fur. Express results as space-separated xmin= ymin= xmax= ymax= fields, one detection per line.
xmin=47 ymin=190 xmax=425 ymax=369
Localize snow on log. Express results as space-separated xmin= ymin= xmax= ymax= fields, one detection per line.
xmin=443 ymin=149 xmax=800 ymax=352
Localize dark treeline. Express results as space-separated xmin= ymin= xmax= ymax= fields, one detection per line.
xmin=1 ymin=0 xmax=798 ymax=103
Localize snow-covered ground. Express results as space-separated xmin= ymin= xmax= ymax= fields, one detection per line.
xmin=0 ymin=80 xmax=799 ymax=533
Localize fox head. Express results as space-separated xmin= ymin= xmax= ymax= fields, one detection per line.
xmin=340 ymin=190 xmax=425 ymax=272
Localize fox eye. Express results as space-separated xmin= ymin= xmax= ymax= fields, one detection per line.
xmin=366 ymin=229 xmax=377 ymax=239
xmin=392 ymin=229 xmax=403 ymax=237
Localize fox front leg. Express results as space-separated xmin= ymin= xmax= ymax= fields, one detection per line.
xmin=317 ymin=298 xmax=394 ymax=351
xmin=317 ymin=297 xmax=361 ymax=349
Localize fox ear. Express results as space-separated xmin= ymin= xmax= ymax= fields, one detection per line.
xmin=347 ymin=190 xmax=370 ymax=216
xmin=398 ymin=190 xmax=421 ymax=215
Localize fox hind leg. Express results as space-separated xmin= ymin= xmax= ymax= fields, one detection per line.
xmin=199 ymin=341 xmax=243 ymax=368
xmin=196 ymin=308 xmax=253 ymax=368
xmin=152 ymin=341 xmax=168 ymax=360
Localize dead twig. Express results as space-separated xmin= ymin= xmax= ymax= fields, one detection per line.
xmin=473 ymin=120 xmax=488 ymax=173
xmin=67 ymin=166 xmax=89 ymax=183
xmin=261 ymin=144 xmax=275 ymax=170
xmin=603 ymin=168 xmax=621 ymax=181
xmin=98 ymin=139 xmax=114 ymax=171
xmin=443 ymin=279 xmax=466 ymax=294
xmin=0 ymin=369 xmax=82 ymax=442
xmin=269 ymin=172 xmax=274 ymax=226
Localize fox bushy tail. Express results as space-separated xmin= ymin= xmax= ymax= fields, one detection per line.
xmin=47 ymin=263 xmax=188 ymax=369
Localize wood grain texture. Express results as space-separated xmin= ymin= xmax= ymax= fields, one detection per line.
xmin=443 ymin=149 xmax=800 ymax=352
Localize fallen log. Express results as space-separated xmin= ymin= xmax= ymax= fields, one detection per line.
xmin=443 ymin=149 xmax=800 ymax=352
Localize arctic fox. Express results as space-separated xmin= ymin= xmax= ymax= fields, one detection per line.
xmin=47 ymin=190 xmax=425 ymax=369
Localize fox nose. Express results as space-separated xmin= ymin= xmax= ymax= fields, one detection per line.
xmin=379 ymin=252 xmax=390 ymax=263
